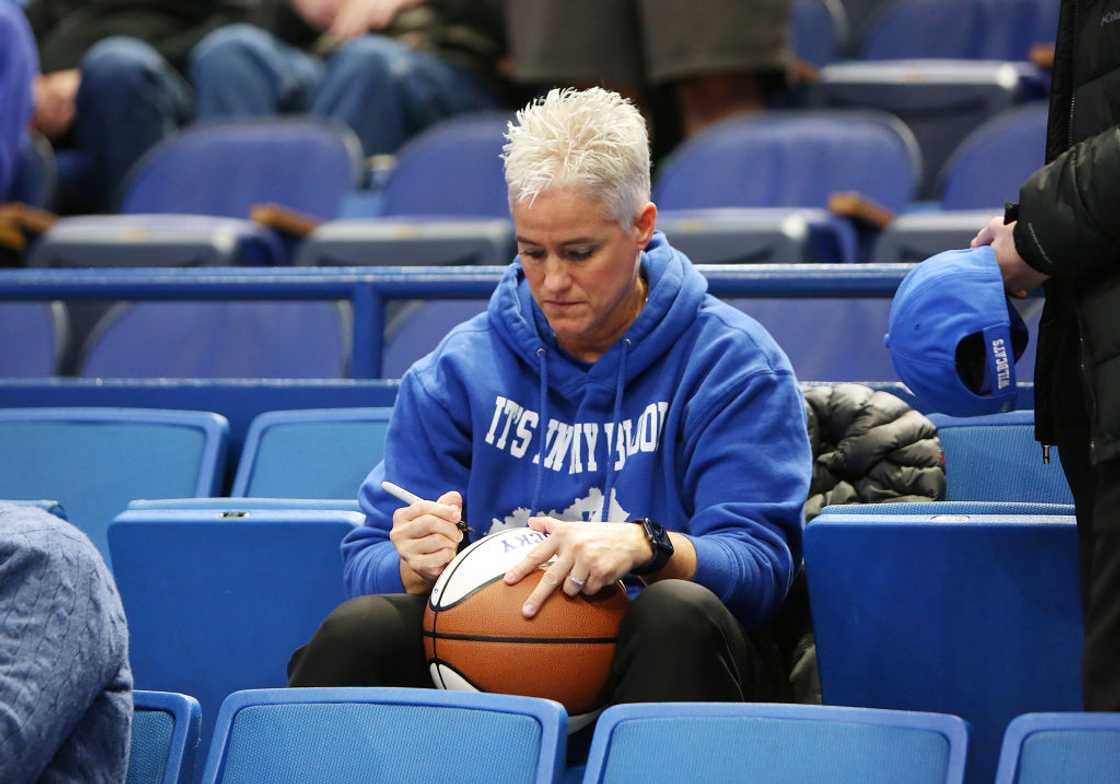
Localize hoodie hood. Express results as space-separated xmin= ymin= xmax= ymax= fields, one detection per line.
xmin=489 ymin=231 xmax=709 ymax=397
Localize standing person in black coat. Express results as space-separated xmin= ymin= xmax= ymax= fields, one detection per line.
xmin=970 ymin=0 xmax=1120 ymax=711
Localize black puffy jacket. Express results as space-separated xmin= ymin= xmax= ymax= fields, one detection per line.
xmin=1013 ymin=0 xmax=1120 ymax=463
xmin=802 ymin=383 xmax=945 ymax=521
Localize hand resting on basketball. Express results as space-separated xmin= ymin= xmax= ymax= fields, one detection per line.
xmin=390 ymin=490 xmax=464 ymax=594
xmin=502 ymin=517 xmax=653 ymax=618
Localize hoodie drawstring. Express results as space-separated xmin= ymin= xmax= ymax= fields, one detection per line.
xmin=600 ymin=338 xmax=631 ymax=522
xmin=530 ymin=346 xmax=549 ymax=515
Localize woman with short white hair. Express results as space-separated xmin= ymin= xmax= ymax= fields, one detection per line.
xmin=291 ymin=87 xmax=812 ymax=742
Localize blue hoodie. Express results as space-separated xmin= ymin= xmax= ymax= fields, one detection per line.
xmin=346 ymin=233 xmax=812 ymax=627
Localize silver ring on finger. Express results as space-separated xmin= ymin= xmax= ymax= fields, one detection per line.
xmin=566 ymin=574 xmax=586 ymax=589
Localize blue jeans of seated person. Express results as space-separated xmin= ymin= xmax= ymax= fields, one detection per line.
xmin=75 ymin=37 xmax=193 ymax=211
xmin=189 ymin=24 xmax=498 ymax=157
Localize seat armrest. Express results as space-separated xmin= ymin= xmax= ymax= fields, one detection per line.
xmin=250 ymin=203 xmax=322 ymax=238
xmin=828 ymin=191 xmax=895 ymax=231
xmin=1030 ymin=44 xmax=1054 ymax=71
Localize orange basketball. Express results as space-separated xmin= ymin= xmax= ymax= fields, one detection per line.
xmin=423 ymin=527 xmax=629 ymax=723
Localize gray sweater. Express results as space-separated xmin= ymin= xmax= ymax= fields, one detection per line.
xmin=0 ymin=504 xmax=132 ymax=783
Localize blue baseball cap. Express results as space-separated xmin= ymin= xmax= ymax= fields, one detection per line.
xmin=885 ymin=246 xmax=1029 ymax=416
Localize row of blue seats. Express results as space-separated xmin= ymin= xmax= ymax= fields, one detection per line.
xmin=52 ymin=497 xmax=1079 ymax=784
xmin=0 ymin=405 xmax=1072 ymax=564
xmin=795 ymin=0 xmax=1058 ymax=66
xmin=133 ymin=685 xmax=1120 ymax=784
xmin=14 ymin=100 xmax=1046 ymax=272
xmin=0 ymin=264 xmax=1040 ymax=384
xmin=1 ymin=405 xmax=1077 ymax=782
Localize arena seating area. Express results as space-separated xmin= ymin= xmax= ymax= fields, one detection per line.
xmin=3 ymin=0 xmax=1113 ymax=782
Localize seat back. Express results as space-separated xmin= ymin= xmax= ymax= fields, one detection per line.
xmin=794 ymin=0 xmax=850 ymax=66
xmin=582 ymin=703 xmax=968 ymax=784
xmin=818 ymin=61 xmax=1036 ymax=199
xmin=995 ymin=713 xmax=1120 ymax=784
xmin=119 ymin=119 xmax=364 ymax=219
xmin=128 ymin=691 xmax=202 ymax=784
xmin=654 ymin=111 xmax=921 ymax=214
xmin=862 ymin=0 xmax=1059 ymax=60
xmin=200 ymin=688 xmax=566 ymax=784
xmin=0 ymin=302 xmax=67 ymax=377
xmin=0 ymin=408 xmax=227 ymax=562
xmin=78 ymin=302 xmax=351 ymax=379
xmin=938 ymin=102 xmax=1049 ymax=209
xmin=109 ymin=509 xmax=363 ymax=775
xmin=821 ymin=500 xmax=1075 ymax=516
xmin=805 ymin=510 xmax=1083 ymax=784
xmin=380 ymin=112 xmax=511 ymax=219
xmin=930 ymin=411 xmax=1073 ymax=503
xmin=382 ymin=300 xmax=490 ymax=378
xmin=232 ymin=408 xmax=392 ymax=498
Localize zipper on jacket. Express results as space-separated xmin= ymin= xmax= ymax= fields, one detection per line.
xmin=1042 ymin=444 xmax=1051 ymax=464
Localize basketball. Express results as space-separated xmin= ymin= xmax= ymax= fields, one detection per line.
xmin=423 ymin=527 xmax=630 ymax=726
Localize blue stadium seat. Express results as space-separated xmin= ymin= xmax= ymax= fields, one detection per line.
xmin=296 ymin=217 xmax=513 ymax=266
xmin=0 ymin=408 xmax=227 ymax=562
xmin=199 ymin=688 xmax=566 ymax=784
xmin=380 ymin=112 xmax=510 ymax=219
xmin=381 ymin=299 xmax=490 ymax=379
xmin=129 ymin=691 xmax=202 ymax=784
xmin=29 ymin=214 xmax=285 ymax=268
xmin=655 ymin=110 xmax=921 ymax=214
xmin=232 ymin=407 xmax=392 ymax=498
xmin=30 ymin=118 xmax=365 ymax=267
xmin=938 ymin=102 xmax=1049 ymax=209
xmin=78 ymin=301 xmax=351 ymax=379
xmin=818 ymin=60 xmax=1043 ymax=198
xmin=729 ymin=296 xmax=897 ymax=380
xmin=109 ymin=508 xmax=363 ymax=777
xmin=930 ymin=411 xmax=1073 ymax=503
xmin=128 ymin=498 xmax=361 ymax=513
xmin=995 ymin=713 xmax=1120 ymax=784
xmin=861 ymin=0 xmax=1060 ymax=60
xmin=821 ymin=500 xmax=1074 ymax=516
xmin=296 ymin=113 xmax=513 ymax=266
xmin=805 ymin=509 xmax=1082 ymax=784
xmin=794 ymin=0 xmax=850 ymax=67
xmin=658 ymin=208 xmax=858 ymax=263
xmin=582 ymin=703 xmax=968 ymax=784
xmin=0 ymin=302 xmax=67 ymax=376
xmin=872 ymin=210 xmax=999 ymax=262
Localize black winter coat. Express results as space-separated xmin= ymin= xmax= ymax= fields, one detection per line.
xmin=1014 ymin=0 xmax=1120 ymax=463
xmin=801 ymin=383 xmax=944 ymax=521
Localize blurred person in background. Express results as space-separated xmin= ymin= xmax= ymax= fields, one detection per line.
xmin=190 ymin=0 xmax=508 ymax=158
xmin=970 ymin=0 xmax=1120 ymax=711
xmin=22 ymin=0 xmax=250 ymax=211
xmin=503 ymin=0 xmax=792 ymax=157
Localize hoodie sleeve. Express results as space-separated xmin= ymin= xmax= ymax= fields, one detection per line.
xmin=681 ymin=368 xmax=812 ymax=628
xmin=342 ymin=366 xmax=472 ymax=597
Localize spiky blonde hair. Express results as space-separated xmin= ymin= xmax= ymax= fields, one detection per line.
xmin=501 ymin=87 xmax=651 ymax=225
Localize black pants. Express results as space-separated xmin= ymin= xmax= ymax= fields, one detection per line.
xmin=289 ymin=579 xmax=788 ymax=708
xmin=1054 ymin=417 xmax=1120 ymax=711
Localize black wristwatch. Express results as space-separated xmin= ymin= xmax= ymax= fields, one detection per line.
xmin=629 ymin=517 xmax=674 ymax=575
